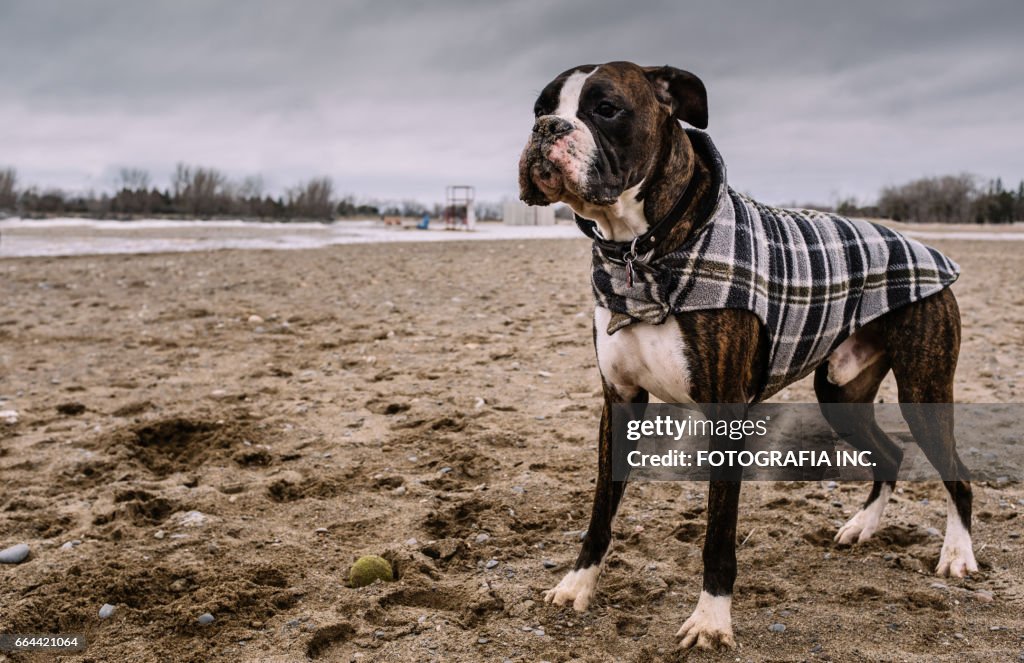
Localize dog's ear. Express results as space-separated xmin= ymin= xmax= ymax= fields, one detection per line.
xmin=643 ymin=66 xmax=708 ymax=129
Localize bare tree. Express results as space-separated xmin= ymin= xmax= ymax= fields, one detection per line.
xmin=287 ymin=177 xmax=335 ymax=220
xmin=0 ymin=167 xmax=16 ymax=210
xmin=117 ymin=167 xmax=151 ymax=191
xmin=238 ymin=175 xmax=264 ymax=199
xmin=878 ymin=174 xmax=976 ymax=223
xmin=172 ymin=163 xmax=229 ymax=216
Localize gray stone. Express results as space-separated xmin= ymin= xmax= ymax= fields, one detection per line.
xmin=99 ymin=603 xmax=116 ymax=619
xmin=0 ymin=543 xmax=30 ymax=564
xmin=769 ymin=623 xmax=786 ymax=633
xmin=198 ymin=613 xmax=215 ymax=625
xmin=542 ymin=559 xmax=557 ymax=569
xmin=485 ymin=559 xmax=499 ymax=569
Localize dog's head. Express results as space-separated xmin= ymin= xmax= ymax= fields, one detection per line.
xmin=518 ymin=61 xmax=708 ymax=208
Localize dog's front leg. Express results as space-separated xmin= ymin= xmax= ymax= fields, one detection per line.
xmin=544 ymin=382 xmax=647 ymax=611
xmin=677 ymin=405 xmax=745 ymax=650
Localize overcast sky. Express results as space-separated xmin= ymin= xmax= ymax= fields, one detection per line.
xmin=1 ymin=0 xmax=1022 ymax=206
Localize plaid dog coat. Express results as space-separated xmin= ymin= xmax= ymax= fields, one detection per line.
xmin=583 ymin=129 xmax=961 ymax=400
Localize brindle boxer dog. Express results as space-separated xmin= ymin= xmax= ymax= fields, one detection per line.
xmin=518 ymin=61 xmax=977 ymax=650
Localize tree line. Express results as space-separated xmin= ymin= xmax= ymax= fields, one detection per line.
xmin=0 ymin=165 xmax=441 ymax=221
xmin=836 ymin=174 xmax=1023 ymax=224
xmin=1 ymin=165 xmax=1020 ymax=223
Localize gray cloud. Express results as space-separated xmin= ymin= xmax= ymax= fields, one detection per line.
xmin=1 ymin=0 xmax=1021 ymax=205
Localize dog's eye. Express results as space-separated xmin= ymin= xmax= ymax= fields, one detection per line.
xmin=594 ymin=101 xmax=620 ymax=118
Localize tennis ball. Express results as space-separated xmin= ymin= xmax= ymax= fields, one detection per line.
xmin=348 ymin=555 xmax=394 ymax=588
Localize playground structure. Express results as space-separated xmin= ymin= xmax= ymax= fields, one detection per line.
xmin=443 ymin=185 xmax=476 ymax=230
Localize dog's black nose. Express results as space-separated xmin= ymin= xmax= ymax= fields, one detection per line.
xmin=533 ymin=116 xmax=573 ymax=138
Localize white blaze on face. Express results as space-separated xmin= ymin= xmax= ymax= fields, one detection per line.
xmin=545 ymin=68 xmax=599 ymax=192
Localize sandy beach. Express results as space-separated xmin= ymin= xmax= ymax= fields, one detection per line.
xmin=1 ymin=233 xmax=1022 ymax=662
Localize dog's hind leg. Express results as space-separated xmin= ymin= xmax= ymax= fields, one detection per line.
xmin=815 ymin=329 xmax=903 ymax=545
xmin=887 ymin=290 xmax=977 ymax=577
xmin=543 ymin=382 xmax=647 ymax=611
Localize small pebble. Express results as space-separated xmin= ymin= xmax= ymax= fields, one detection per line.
xmin=769 ymin=623 xmax=786 ymax=633
xmin=198 ymin=613 xmax=215 ymax=625
xmin=475 ymin=533 xmax=490 ymax=544
xmin=533 ymin=628 xmax=545 ymax=636
xmin=511 ymin=485 xmax=525 ymax=494
xmin=99 ymin=603 xmax=116 ymax=619
xmin=925 ymin=527 xmax=941 ymax=538
xmin=825 ymin=481 xmax=838 ymax=490
xmin=405 ymin=538 xmax=418 ymax=546
xmin=0 ymin=543 xmax=30 ymax=564
xmin=60 ymin=539 xmax=82 ymax=550
xmin=176 ymin=511 xmax=207 ymax=527
xmin=315 ymin=528 xmax=328 ymax=534
xmin=542 ymin=559 xmax=557 ymax=569
xmin=477 ymin=637 xmax=489 ymax=644
xmin=485 ymin=559 xmax=499 ymax=569
xmin=974 ymin=590 xmax=994 ymax=603
xmin=779 ymin=609 xmax=793 ymax=617
xmin=247 ymin=315 xmax=264 ymax=323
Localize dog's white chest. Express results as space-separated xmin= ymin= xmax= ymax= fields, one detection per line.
xmin=594 ymin=306 xmax=692 ymax=402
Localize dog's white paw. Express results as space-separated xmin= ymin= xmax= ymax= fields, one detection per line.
xmin=676 ymin=591 xmax=735 ymax=650
xmin=834 ymin=485 xmax=891 ymax=545
xmin=936 ymin=523 xmax=978 ymax=578
xmin=835 ymin=510 xmax=880 ymax=544
xmin=543 ymin=566 xmax=600 ymax=612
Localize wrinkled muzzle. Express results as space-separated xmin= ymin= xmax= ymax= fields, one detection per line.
xmin=518 ymin=135 xmax=564 ymax=206
xmin=518 ymin=115 xmax=615 ymax=207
